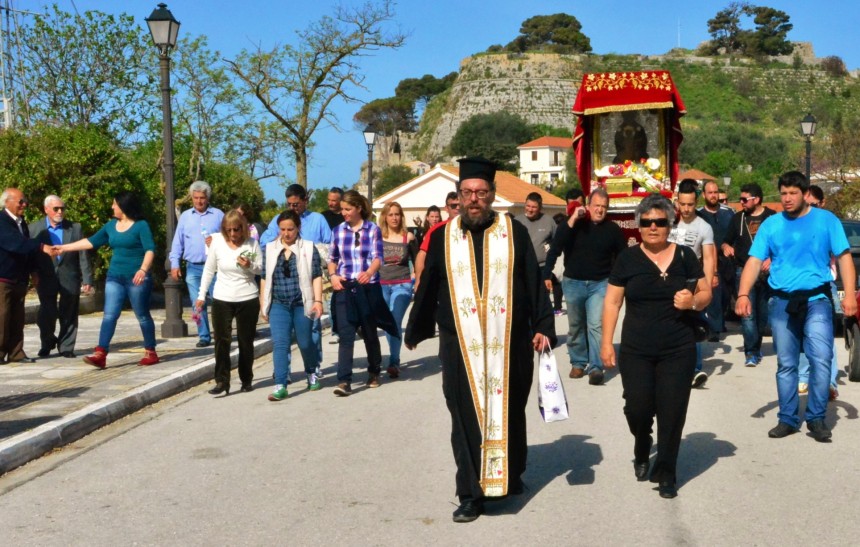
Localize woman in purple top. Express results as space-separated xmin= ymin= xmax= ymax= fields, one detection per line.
xmin=378 ymin=201 xmax=417 ymax=378
xmin=327 ymin=191 xmax=397 ymax=397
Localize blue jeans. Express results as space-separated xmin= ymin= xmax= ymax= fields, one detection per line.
xmin=269 ymin=301 xmax=317 ymax=385
xmin=736 ymin=267 xmax=769 ymax=358
xmin=798 ymin=282 xmax=840 ymax=387
xmin=562 ymin=277 xmax=606 ymax=371
xmin=381 ymin=281 xmax=413 ymax=368
xmin=769 ymin=296 xmax=833 ymax=427
xmin=100 ymin=273 xmax=156 ymax=351
xmin=185 ymin=263 xmax=212 ymax=343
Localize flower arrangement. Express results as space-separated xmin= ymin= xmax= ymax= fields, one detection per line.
xmin=595 ymin=158 xmax=666 ymax=193
xmin=236 ymin=249 xmax=257 ymax=267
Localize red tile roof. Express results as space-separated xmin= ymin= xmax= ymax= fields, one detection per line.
xmin=518 ymin=136 xmax=574 ymax=149
xmin=440 ymin=165 xmax=565 ymax=207
xmin=679 ymin=168 xmax=717 ymax=181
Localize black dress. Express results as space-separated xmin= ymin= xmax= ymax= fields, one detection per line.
xmin=405 ymin=213 xmax=556 ymax=501
xmin=608 ymin=244 xmax=703 ymax=484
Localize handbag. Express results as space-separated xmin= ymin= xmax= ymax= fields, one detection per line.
xmin=678 ymin=245 xmax=709 ymax=343
xmin=536 ymin=341 xmax=569 ymax=423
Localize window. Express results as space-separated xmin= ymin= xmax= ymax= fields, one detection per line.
xmin=531 ymin=174 xmax=539 ymax=184
xmin=550 ymin=173 xmax=559 ymax=182
xmin=552 ymin=150 xmax=560 ymax=166
xmin=531 ymin=151 xmax=537 ymax=161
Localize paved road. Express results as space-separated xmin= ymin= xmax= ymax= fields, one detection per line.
xmin=1 ymin=313 xmax=859 ymax=545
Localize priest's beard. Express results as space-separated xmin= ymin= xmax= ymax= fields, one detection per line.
xmin=460 ymin=208 xmax=496 ymax=231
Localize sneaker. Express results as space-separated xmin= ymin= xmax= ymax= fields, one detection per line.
xmin=829 ymin=385 xmax=839 ymax=401
xmin=798 ymin=382 xmax=808 ymax=394
xmin=366 ymin=374 xmax=380 ymax=388
xmin=138 ymin=349 xmax=159 ymax=366
xmin=308 ymin=373 xmax=321 ymax=391
xmin=315 ymin=365 xmax=324 ymax=379
xmin=768 ymin=422 xmax=798 ymax=438
xmin=553 ymin=309 xmax=566 ymax=316
xmin=268 ymin=385 xmax=288 ymax=401
xmin=333 ymin=382 xmax=352 ymax=397
xmin=588 ymin=369 xmax=604 ymax=385
xmin=744 ymin=355 xmax=758 ymax=367
xmin=692 ymin=371 xmax=708 ymax=388
xmin=807 ymin=420 xmax=832 ymax=442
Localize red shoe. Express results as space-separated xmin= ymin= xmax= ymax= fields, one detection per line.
xmin=139 ymin=348 xmax=160 ymax=366
xmin=83 ymin=347 xmax=107 ymax=369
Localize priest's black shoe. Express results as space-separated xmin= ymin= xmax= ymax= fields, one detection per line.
xmin=658 ymin=481 xmax=677 ymax=499
xmin=60 ymin=351 xmax=76 ymax=358
xmin=634 ymin=462 xmax=649 ymax=481
xmin=452 ymin=499 xmax=483 ymax=523
xmin=38 ymin=348 xmax=52 ymax=358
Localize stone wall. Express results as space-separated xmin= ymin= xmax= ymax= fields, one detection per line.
xmin=423 ymin=53 xmax=583 ymax=158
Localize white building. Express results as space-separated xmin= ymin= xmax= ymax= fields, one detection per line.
xmin=374 ymin=163 xmax=565 ymax=228
xmin=517 ymin=136 xmax=573 ymax=188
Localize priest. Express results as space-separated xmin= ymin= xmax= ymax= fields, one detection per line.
xmin=405 ymin=156 xmax=557 ymax=523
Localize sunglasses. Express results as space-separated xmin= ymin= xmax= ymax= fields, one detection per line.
xmin=16 ymin=199 xmax=28 ymax=206
xmin=639 ymin=217 xmax=670 ymax=228
xmin=52 ymin=206 xmax=66 ymax=212
xmin=281 ymin=254 xmax=293 ymax=278
xmin=809 ymin=202 xmax=821 ymax=208
xmin=447 ymin=202 xmax=460 ymax=209
xmin=718 ymin=199 xmax=727 ymax=204
xmin=353 ymin=230 xmax=361 ymax=247
xmin=739 ymin=197 xmax=755 ymax=203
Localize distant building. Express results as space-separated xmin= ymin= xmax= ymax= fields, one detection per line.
xmin=374 ymin=163 xmax=566 ymax=228
xmin=517 ymin=136 xmax=573 ymax=189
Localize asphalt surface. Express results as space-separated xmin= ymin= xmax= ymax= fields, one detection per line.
xmin=1 ymin=309 xmax=860 ymax=545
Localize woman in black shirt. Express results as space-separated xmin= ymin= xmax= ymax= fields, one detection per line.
xmin=601 ymin=194 xmax=711 ymax=499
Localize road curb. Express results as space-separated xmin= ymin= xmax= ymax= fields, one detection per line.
xmin=0 ymin=336 xmax=273 ymax=476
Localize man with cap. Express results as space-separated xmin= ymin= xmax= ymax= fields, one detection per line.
xmin=405 ymin=157 xmax=556 ymax=523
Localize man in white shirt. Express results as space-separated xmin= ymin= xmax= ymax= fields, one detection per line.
xmin=669 ymin=179 xmax=716 ymax=388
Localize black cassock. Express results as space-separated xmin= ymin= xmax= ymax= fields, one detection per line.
xmin=404 ymin=213 xmax=556 ymax=501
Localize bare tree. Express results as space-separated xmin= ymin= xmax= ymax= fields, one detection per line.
xmin=225 ymin=0 xmax=406 ymax=187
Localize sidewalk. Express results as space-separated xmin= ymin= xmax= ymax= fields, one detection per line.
xmin=0 ymin=305 xmax=282 ymax=475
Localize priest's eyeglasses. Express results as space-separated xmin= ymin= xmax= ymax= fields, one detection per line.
xmin=460 ymin=189 xmax=491 ymax=200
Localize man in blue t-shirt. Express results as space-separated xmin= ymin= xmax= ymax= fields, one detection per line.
xmin=736 ymin=171 xmax=856 ymax=442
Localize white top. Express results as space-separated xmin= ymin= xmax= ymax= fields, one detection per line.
xmin=669 ymin=215 xmax=714 ymax=260
xmin=198 ymin=233 xmax=262 ymax=302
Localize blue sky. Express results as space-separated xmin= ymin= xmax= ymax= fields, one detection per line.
xmin=35 ymin=1 xmax=860 ymax=201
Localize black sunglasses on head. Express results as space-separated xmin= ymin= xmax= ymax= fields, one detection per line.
xmin=639 ymin=217 xmax=670 ymax=228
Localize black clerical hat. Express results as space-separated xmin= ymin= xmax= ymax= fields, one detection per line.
xmin=457 ymin=156 xmax=497 ymax=183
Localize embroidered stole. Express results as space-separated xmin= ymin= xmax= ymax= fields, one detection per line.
xmin=445 ymin=214 xmax=514 ymax=497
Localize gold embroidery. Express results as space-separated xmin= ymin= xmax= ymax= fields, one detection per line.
xmin=583 ymin=71 xmax=673 ymax=93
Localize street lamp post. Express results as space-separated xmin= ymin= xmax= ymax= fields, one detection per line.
xmin=363 ymin=126 xmax=377 ymax=213
xmin=800 ymin=113 xmax=817 ymax=182
xmin=146 ymin=3 xmax=186 ymax=338
xmin=722 ymin=173 xmax=731 ymax=201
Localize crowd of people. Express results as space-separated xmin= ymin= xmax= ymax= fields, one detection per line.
xmin=1 ymin=163 xmax=854 ymax=519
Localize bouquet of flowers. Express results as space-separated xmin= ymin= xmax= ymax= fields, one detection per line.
xmin=594 ymin=158 xmax=666 ymax=193
xmin=237 ymin=249 xmax=257 ymax=267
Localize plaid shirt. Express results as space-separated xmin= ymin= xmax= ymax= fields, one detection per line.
xmin=264 ymin=245 xmax=322 ymax=306
xmin=329 ymin=220 xmax=383 ymax=283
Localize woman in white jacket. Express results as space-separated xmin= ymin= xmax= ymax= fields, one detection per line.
xmin=260 ymin=210 xmax=324 ymax=400
xmin=196 ymin=210 xmax=262 ymax=395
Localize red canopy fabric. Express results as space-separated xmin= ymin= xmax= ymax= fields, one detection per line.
xmin=572 ymin=71 xmax=686 ymax=195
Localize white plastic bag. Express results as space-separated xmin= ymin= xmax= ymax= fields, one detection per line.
xmin=537 ymin=343 xmax=569 ymax=423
